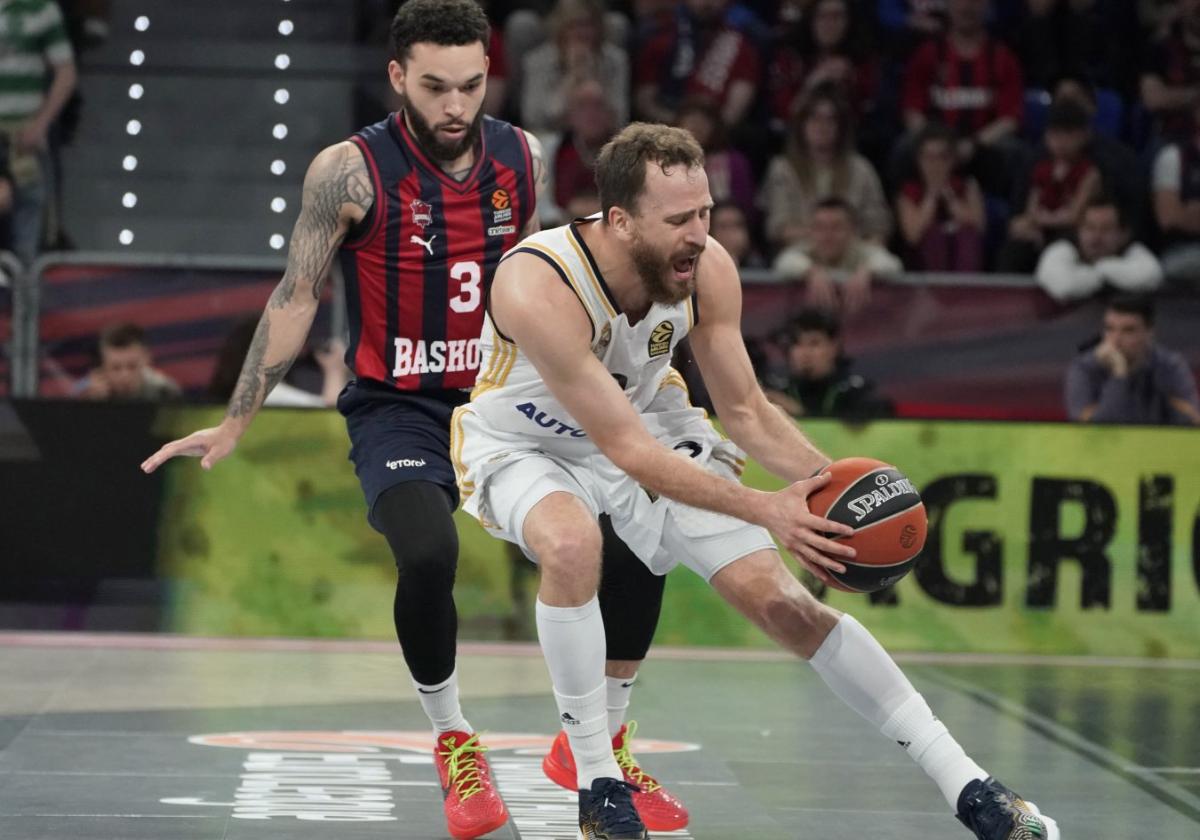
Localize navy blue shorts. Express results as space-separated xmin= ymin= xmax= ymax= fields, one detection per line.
xmin=337 ymin=379 xmax=469 ymax=530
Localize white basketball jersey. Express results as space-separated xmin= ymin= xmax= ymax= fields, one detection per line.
xmin=469 ymin=218 xmax=698 ymax=453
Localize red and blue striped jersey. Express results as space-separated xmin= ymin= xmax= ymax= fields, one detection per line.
xmin=338 ymin=112 xmax=536 ymax=391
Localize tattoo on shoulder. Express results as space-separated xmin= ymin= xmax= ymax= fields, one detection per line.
xmin=270 ymin=144 xmax=373 ymax=309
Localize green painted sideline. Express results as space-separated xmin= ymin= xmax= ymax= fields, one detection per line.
xmin=155 ymin=408 xmax=1200 ymax=657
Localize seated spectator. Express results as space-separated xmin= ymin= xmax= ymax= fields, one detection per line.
xmin=710 ymin=200 xmax=766 ymax=268
xmin=552 ymin=79 xmax=617 ymax=221
xmin=1140 ymin=0 xmax=1200 ymax=141
xmin=1036 ymin=197 xmax=1163 ymax=302
xmin=766 ymin=0 xmax=878 ymax=128
xmin=1065 ymin=294 xmax=1200 ymax=425
xmin=773 ymin=197 xmax=902 ymax=314
xmin=75 ymin=323 xmax=181 ymax=401
xmin=634 ymin=0 xmax=762 ymax=126
xmin=901 ymin=0 xmax=1025 ymax=197
xmin=1152 ymin=99 xmax=1200 ymax=285
xmin=676 ymin=98 xmax=757 ymax=223
xmin=209 ymin=318 xmax=348 ymax=408
xmin=1000 ymin=100 xmax=1100 ymax=272
xmin=760 ymin=86 xmax=891 ymax=253
xmin=896 ymin=123 xmax=986 ymax=271
xmin=763 ymin=308 xmax=895 ymax=419
xmin=519 ymin=0 xmax=629 ymax=137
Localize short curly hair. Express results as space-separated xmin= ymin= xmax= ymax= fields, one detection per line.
xmin=390 ymin=0 xmax=491 ymax=63
xmin=595 ymin=122 xmax=705 ymax=217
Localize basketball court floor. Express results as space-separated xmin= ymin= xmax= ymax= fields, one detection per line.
xmin=1 ymin=632 xmax=1198 ymax=839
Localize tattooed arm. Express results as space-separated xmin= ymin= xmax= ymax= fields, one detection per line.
xmin=519 ymin=130 xmax=547 ymax=239
xmin=141 ymin=142 xmax=372 ymax=473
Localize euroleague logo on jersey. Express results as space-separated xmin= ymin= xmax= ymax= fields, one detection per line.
xmin=648 ymin=320 xmax=675 ymax=357
xmin=491 ymin=188 xmax=513 ymax=225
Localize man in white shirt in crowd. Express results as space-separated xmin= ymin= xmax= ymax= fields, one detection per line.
xmin=1035 ymin=196 xmax=1162 ymax=302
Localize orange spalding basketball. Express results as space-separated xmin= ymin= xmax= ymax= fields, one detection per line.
xmin=806 ymin=457 xmax=927 ymax=593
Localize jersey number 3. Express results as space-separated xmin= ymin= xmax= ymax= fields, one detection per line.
xmin=450 ymin=261 xmax=482 ymax=314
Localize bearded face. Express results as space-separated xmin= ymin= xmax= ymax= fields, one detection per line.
xmin=629 ymin=227 xmax=703 ymax=305
xmin=406 ymin=97 xmax=484 ymax=162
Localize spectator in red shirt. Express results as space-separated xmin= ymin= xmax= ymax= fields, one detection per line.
xmin=1000 ymin=99 xmax=1100 ymax=272
xmin=896 ymin=123 xmax=986 ymax=271
xmin=1141 ymin=0 xmax=1200 ymax=141
xmin=765 ymin=0 xmax=878 ymax=129
xmin=901 ymin=0 xmax=1024 ymax=195
xmin=635 ymin=0 xmax=763 ymax=126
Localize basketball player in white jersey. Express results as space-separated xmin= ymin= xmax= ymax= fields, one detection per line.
xmin=453 ymin=123 xmax=1059 ymax=840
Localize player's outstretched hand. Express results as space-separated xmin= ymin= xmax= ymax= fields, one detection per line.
xmin=765 ymin=473 xmax=856 ymax=587
xmin=140 ymin=426 xmax=238 ymax=474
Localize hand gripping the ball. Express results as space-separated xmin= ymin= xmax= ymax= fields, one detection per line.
xmin=761 ymin=472 xmax=856 ymax=587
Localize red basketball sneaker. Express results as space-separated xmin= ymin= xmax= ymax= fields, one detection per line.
xmin=433 ymin=731 xmax=509 ymax=839
xmin=542 ymin=721 xmax=689 ymax=831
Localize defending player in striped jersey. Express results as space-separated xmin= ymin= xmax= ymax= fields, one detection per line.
xmin=140 ymin=2 xmax=685 ymax=837
xmin=453 ymin=122 xmax=1059 ymax=840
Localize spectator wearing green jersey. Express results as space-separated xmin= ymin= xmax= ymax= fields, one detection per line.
xmin=0 ymin=0 xmax=77 ymax=264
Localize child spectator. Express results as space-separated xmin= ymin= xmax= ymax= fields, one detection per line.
xmin=760 ymin=86 xmax=891 ymax=253
xmin=896 ymin=123 xmax=986 ymax=271
xmin=1000 ymin=99 xmax=1100 ymax=272
xmin=763 ymin=308 xmax=895 ymax=419
xmin=675 ymin=98 xmax=757 ymax=223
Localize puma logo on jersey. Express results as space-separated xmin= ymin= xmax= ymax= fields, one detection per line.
xmin=410 ymin=233 xmax=436 ymax=255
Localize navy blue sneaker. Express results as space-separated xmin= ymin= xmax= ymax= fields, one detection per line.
xmin=956 ymin=777 xmax=1059 ymax=840
xmin=577 ymin=777 xmax=648 ymax=840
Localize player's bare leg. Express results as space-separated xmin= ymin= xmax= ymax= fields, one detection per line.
xmin=710 ymin=550 xmax=1059 ymax=840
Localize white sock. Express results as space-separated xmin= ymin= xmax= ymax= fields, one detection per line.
xmin=412 ymin=669 xmax=471 ymax=735
xmin=536 ymin=596 xmax=620 ymax=788
xmin=809 ymin=615 xmax=986 ymax=810
xmin=606 ymin=673 xmax=636 ymax=739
